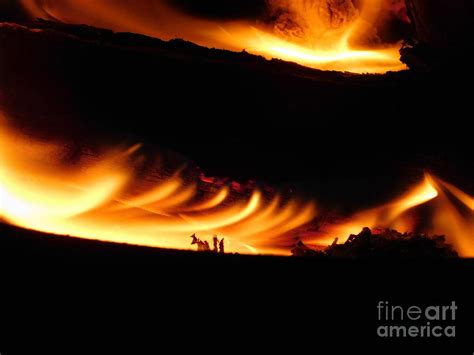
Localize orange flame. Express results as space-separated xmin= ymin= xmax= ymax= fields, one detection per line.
xmin=316 ymin=173 xmax=474 ymax=257
xmin=19 ymin=0 xmax=406 ymax=73
xmin=426 ymin=175 xmax=474 ymax=257
xmin=0 ymin=114 xmax=316 ymax=255
xmin=1 ymin=111 xmax=473 ymax=256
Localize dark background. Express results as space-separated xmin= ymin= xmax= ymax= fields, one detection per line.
xmin=166 ymin=0 xmax=268 ymax=19
xmin=0 ymin=0 xmax=269 ymax=21
xmin=0 ymin=3 xmax=473 ymax=353
xmin=2 ymin=258 xmax=473 ymax=354
xmin=0 ymin=0 xmax=26 ymax=21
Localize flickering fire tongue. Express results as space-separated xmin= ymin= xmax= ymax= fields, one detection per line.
xmin=1 ymin=112 xmax=473 ymax=256
xmin=0 ymin=113 xmax=316 ymax=255
xmin=19 ymin=0 xmax=407 ymax=73
xmin=316 ymin=174 xmax=474 ymax=257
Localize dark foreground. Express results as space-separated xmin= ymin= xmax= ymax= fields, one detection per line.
xmin=1 ymin=14 xmax=473 ymax=355
xmin=1 ymin=222 xmax=473 ymax=353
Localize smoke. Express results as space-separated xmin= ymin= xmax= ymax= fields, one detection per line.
xmin=164 ymin=0 xmax=409 ymax=45
xmin=266 ymin=0 xmax=409 ymax=46
xmin=266 ymin=0 xmax=359 ymax=44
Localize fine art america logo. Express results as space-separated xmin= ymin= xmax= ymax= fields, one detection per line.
xmin=377 ymin=301 xmax=457 ymax=338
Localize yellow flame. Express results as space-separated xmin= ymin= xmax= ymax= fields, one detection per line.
xmin=427 ymin=175 xmax=474 ymax=257
xmin=1 ymin=112 xmax=473 ymax=256
xmin=314 ymin=173 xmax=474 ymax=257
xmin=0 ymin=114 xmax=316 ymax=255
xmin=320 ymin=174 xmax=438 ymax=242
xmin=19 ymin=0 xmax=406 ymax=73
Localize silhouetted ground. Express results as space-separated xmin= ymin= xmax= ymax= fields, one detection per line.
xmin=324 ymin=227 xmax=459 ymax=259
xmin=0 ymin=222 xmax=465 ymax=264
xmin=1 ymin=224 xmax=473 ymax=353
xmin=0 ymin=221 xmax=270 ymax=264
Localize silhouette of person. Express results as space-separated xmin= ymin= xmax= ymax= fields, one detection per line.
xmin=219 ymin=238 xmax=225 ymax=254
xmin=213 ymin=235 xmax=219 ymax=252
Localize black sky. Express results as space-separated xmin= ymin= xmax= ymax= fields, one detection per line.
xmin=165 ymin=0 xmax=268 ymax=19
xmin=0 ymin=0 xmax=28 ymax=21
xmin=0 ymin=0 xmax=268 ymax=22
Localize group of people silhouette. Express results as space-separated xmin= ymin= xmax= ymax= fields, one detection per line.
xmin=190 ymin=234 xmax=225 ymax=253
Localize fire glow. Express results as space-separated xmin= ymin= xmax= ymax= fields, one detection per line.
xmin=19 ymin=0 xmax=407 ymax=73
xmin=0 ymin=114 xmax=316 ymax=255
xmin=318 ymin=175 xmax=474 ymax=257
xmin=1 ymin=114 xmax=473 ymax=256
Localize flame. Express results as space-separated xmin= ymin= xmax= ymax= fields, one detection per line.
xmin=317 ymin=173 xmax=474 ymax=257
xmin=1 ymin=111 xmax=473 ymax=256
xmin=0 ymin=114 xmax=316 ymax=255
xmin=427 ymin=175 xmax=474 ymax=257
xmin=19 ymin=0 xmax=406 ymax=73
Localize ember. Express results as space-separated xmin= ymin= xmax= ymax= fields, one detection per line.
xmin=292 ymin=227 xmax=459 ymax=258
xmin=323 ymin=227 xmax=458 ymax=259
